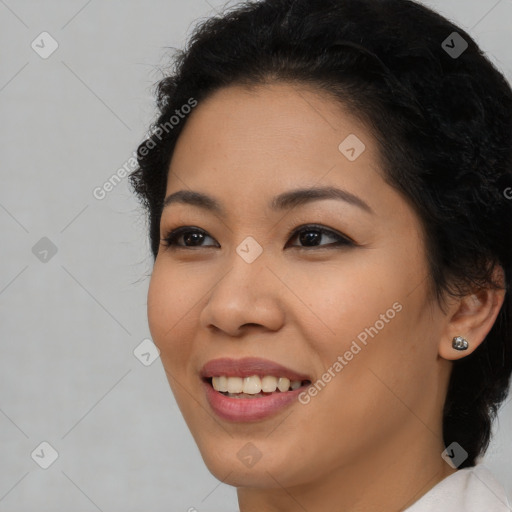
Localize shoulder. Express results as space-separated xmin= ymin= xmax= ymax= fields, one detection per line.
xmin=405 ymin=465 xmax=511 ymax=512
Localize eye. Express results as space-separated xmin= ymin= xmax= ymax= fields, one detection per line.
xmin=285 ymin=224 xmax=354 ymax=249
xmin=160 ymin=224 xmax=354 ymax=250
xmin=160 ymin=226 xmax=218 ymax=249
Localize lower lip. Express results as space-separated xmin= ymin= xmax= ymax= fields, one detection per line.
xmin=203 ymin=380 xmax=308 ymax=422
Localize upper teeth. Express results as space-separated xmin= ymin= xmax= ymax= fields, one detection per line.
xmin=211 ymin=375 xmax=302 ymax=394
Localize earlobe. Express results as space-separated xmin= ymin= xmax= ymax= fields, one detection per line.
xmin=438 ymin=273 xmax=506 ymax=361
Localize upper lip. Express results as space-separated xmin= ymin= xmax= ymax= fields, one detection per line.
xmin=200 ymin=357 xmax=312 ymax=382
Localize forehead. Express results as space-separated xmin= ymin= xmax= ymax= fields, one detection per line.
xmin=166 ymin=82 xmax=383 ymax=194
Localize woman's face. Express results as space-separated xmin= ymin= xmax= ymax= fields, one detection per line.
xmin=147 ymin=83 xmax=452 ymax=490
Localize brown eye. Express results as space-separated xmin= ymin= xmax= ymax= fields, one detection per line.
xmin=161 ymin=227 xmax=218 ymax=248
xmin=286 ymin=224 xmax=354 ymax=249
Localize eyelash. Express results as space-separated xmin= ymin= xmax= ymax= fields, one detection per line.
xmin=160 ymin=224 xmax=355 ymax=251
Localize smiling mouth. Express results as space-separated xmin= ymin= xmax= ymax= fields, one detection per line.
xmin=203 ymin=376 xmax=312 ymax=399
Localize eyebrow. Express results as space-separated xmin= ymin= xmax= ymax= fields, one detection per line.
xmin=162 ymin=186 xmax=374 ymax=216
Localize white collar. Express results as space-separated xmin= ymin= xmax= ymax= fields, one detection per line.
xmin=405 ymin=464 xmax=511 ymax=511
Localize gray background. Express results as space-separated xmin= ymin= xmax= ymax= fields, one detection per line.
xmin=0 ymin=0 xmax=511 ymax=510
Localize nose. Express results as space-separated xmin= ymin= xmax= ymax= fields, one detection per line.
xmin=198 ymin=245 xmax=286 ymax=337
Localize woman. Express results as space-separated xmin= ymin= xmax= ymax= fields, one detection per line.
xmin=129 ymin=0 xmax=512 ymax=510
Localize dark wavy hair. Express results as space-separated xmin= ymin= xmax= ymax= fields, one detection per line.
xmin=129 ymin=0 xmax=512 ymax=468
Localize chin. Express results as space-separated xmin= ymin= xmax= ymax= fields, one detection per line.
xmin=194 ymin=435 xmax=312 ymax=489
xmin=202 ymin=453 xmax=289 ymax=488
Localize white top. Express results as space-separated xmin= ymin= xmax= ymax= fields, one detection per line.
xmin=405 ymin=465 xmax=511 ymax=511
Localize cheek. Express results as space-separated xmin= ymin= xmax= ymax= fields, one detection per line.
xmin=298 ymin=250 xmax=431 ymax=401
xmin=147 ymin=262 xmax=198 ymax=369
xmin=294 ymin=255 xmax=405 ymax=349
xmin=147 ymin=264 xmax=206 ymax=427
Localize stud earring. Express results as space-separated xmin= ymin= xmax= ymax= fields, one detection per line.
xmin=452 ymin=336 xmax=469 ymax=351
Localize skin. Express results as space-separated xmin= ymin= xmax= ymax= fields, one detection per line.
xmin=147 ymin=82 xmax=505 ymax=512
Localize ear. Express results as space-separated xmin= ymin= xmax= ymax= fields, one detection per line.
xmin=439 ymin=265 xmax=506 ymax=361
